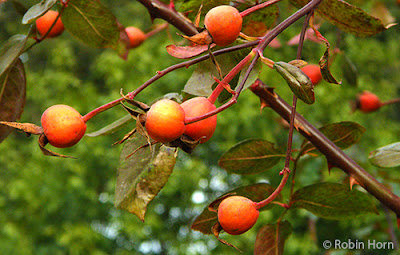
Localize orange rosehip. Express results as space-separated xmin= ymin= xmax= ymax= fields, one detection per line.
xmin=204 ymin=5 xmax=242 ymax=46
xmin=145 ymin=99 xmax=186 ymax=143
xmin=41 ymin=104 xmax=87 ymax=148
xmin=125 ymin=26 xmax=146 ymax=48
xmin=181 ymin=97 xmax=217 ymax=143
xmin=36 ymin=10 xmax=65 ymax=38
xmin=301 ymin=64 xmax=322 ymax=85
xmin=358 ymin=91 xmax=382 ymax=113
xmin=218 ymin=196 xmax=259 ymax=235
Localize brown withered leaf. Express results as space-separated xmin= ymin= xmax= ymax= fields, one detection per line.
xmin=212 ymin=222 xmax=241 ymax=252
xmin=166 ymin=43 xmax=215 ymax=59
xmin=38 ymin=134 xmax=74 ymax=158
xmin=0 ymin=121 xmax=42 ymax=135
xmin=0 ymin=58 xmax=26 ymax=143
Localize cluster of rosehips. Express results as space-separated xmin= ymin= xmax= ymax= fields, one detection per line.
xmin=35 ymin=10 xmax=146 ymax=48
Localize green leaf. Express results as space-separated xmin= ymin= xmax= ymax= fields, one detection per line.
xmin=289 ymin=0 xmax=388 ymax=37
xmin=238 ymin=60 xmax=262 ymax=91
xmin=291 ymin=183 xmax=378 ymax=220
xmin=369 ymin=142 xmax=400 ymax=168
xmin=61 ymin=0 xmax=120 ymax=49
xmin=218 ymin=139 xmax=284 ymax=175
xmin=301 ymin=121 xmax=366 ymax=155
xmin=254 ymin=221 xmax=292 ymax=255
xmin=274 ymin=61 xmax=315 ymax=104
xmin=178 ymin=0 xmax=231 ymax=20
xmin=242 ymin=3 xmax=279 ymax=36
xmin=183 ymin=54 xmax=237 ymax=97
xmin=191 ymin=183 xmax=280 ymax=235
xmin=114 ymin=135 xmax=178 ymax=221
xmin=85 ymin=114 xmax=133 ymax=137
xmin=340 ymin=53 xmax=358 ymax=86
xmin=0 ymin=34 xmax=29 ymax=78
xmin=0 ymin=59 xmax=26 ymax=143
xmin=22 ymin=0 xmax=58 ymax=24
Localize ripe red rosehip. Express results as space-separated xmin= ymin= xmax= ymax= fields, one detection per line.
xmin=204 ymin=5 xmax=242 ymax=46
xmin=218 ymin=196 xmax=259 ymax=235
xmin=41 ymin=104 xmax=87 ymax=148
xmin=181 ymin=97 xmax=217 ymax=143
xmin=35 ymin=10 xmax=65 ymax=38
xmin=145 ymin=99 xmax=186 ymax=143
xmin=125 ymin=26 xmax=146 ymax=48
xmin=358 ymin=91 xmax=382 ymax=113
xmin=301 ymin=64 xmax=322 ymax=85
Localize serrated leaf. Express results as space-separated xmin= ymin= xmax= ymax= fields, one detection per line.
xmin=274 ymin=61 xmax=315 ymax=104
xmin=85 ymin=114 xmax=133 ymax=137
xmin=0 ymin=59 xmax=26 ymax=143
xmin=301 ymin=121 xmax=365 ymax=155
xmin=218 ymin=139 xmax=284 ymax=175
xmin=183 ymin=54 xmax=237 ymax=97
xmin=61 ymin=0 xmax=120 ymax=49
xmin=291 ymin=182 xmax=378 ymax=220
xmin=115 ymin=135 xmax=178 ymax=221
xmin=191 ymin=183 xmax=280 ymax=235
xmin=254 ymin=221 xmax=292 ymax=255
xmin=0 ymin=34 xmax=29 ymax=77
xmin=289 ymin=0 xmax=388 ymax=37
xmin=369 ymin=142 xmax=400 ymax=168
xmin=22 ymin=0 xmax=57 ymax=24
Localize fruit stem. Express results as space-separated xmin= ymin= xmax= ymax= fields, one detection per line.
xmin=82 ymin=98 xmax=125 ymax=123
xmin=240 ymin=0 xmax=281 ymax=18
xmin=381 ymin=97 xmax=400 ymax=106
xmin=207 ymin=50 xmax=256 ymax=104
xmin=255 ymin=168 xmax=290 ymax=210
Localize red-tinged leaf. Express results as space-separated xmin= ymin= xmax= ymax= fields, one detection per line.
xmin=191 ymin=183 xmax=279 ymax=235
xmin=274 ymin=61 xmax=315 ymax=104
xmin=38 ymin=134 xmax=74 ymax=158
xmin=183 ymin=54 xmax=237 ymax=97
xmin=116 ymin=22 xmax=130 ymax=60
xmin=218 ymin=139 xmax=284 ymax=175
xmin=291 ymin=182 xmax=378 ymax=220
xmin=114 ymin=135 xmax=178 ymax=221
xmin=22 ymin=0 xmax=57 ymax=24
xmin=166 ymin=44 xmax=215 ymax=59
xmin=287 ymin=27 xmax=322 ymax=45
xmin=254 ymin=221 xmax=292 ymax=255
xmin=308 ymin=16 xmax=341 ymax=85
xmin=0 ymin=34 xmax=29 ymax=77
xmin=0 ymin=59 xmax=27 ymax=143
xmin=61 ymin=0 xmax=120 ymax=49
xmin=301 ymin=121 xmax=365 ymax=155
xmin=289 ymin=0 xmax=390 ymax=37
xmin=369 ymin=142 xmax=400 ymax=168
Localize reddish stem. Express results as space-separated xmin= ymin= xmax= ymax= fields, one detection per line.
xmin=381 ymin=97 xmax=400 ymax=106
xmin=255 ymin=168 xmax=290 ymax=210
xmin=145 ymin=23 xmax=169 ymax=39
xmin=82 ymin=98 xmax=124 ymax=123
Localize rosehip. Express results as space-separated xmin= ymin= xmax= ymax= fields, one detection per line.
xmin=181 ymin=97 xmax=217 ymax=143
xmin=41 ymin=104 xmax=87 ymax=148
xmin=358 ymin=91 xmax=382 ymax=113
xmin=125 ymin=26 xmax=146 ymax=48
xmin=301 ymin=64 xmax=322 ymax=85
xmin=218 ymin=196 xmax=259 ymax=235
xmin=204 ymin=5 xmax=242 ymax=46
xmin=145 ymin=99 xmax=186 ymax=143
xmin=35 ymin=10 xmax=64 ymax=38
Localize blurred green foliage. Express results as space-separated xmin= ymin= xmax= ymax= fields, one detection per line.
xmin=0 ymin=0 xmax=399 ymax=254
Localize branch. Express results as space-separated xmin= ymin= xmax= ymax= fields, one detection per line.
xmin=137 ymin=0 xmax=198 ymax=36
xmin=250 ymin=79 xmax=400 ymax=217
